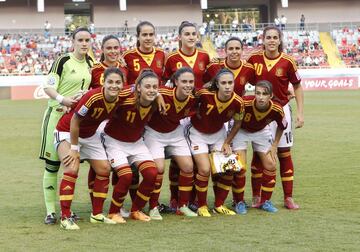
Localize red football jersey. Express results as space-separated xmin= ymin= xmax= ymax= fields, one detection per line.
xmin=191 ymin=89 xmax=244 ymax=134
xmin=204 ymin=59 xmax=256 ymax=96
xmin=240 ymin=96 xmax=287 ymax=133
xmin=247 ymin=51 xmax=301 ymax=106
xmin=90 ymin=61 xmax=128 ymax=89
xmin=104 ymin=94 xmax=154 ymax=142
xmin=56 ymin=87 xmax=132 ymax=138
xmin=147 ymin=87 xmax=198 ymax=133
xmin=123 ymin=47 xmax=165 ymax=85
xmin=164 ymin=49 xmax=210 ymax=90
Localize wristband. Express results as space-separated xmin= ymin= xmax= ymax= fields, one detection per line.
xmin=55 ymin=94 xmax=64 ymax=104
xmin=70 ymin=144 xmax=80 ymax=152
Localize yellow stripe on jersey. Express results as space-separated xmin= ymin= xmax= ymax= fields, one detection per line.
xmin=214 ymin=92 xmax=236 ymax=114
xmin=282 ymin=54 xmax=298 ymax=70
xmin=173 ymin=88 xmax=190 ymax=113
xmin=85 ymin=93 xmax=103 ymax=107
xmin=252 ymin=99 xmax=273 ymax=121
xmin=122 ymin=48 xmax=137 ymax=57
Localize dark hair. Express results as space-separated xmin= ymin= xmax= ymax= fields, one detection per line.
xmin=263 ymin=26 xmax=283 ymax=52
xmin=225 ymin=37 xmax=243 ymax=50
xmin=103 ymin=67 xmax=125 ymax=84
xmin=135 ymin=68 xmax=159 ymax=110
xmin=209 ymin=68 xmax=234 ymax=91
xmin=255 ymin=80 xmax=273 ymax=95
xmin=100 ymin=35 xmax=120 ymax=62
xmin=72 ymin=27 xmax=91 ymax=39
xmin=136 ymin=21 xmax=155 ymax=48
xmin=171 ymin=67 xmax=194 ymax=86
xmin=178 ymin=21 xmax=197 ymax=48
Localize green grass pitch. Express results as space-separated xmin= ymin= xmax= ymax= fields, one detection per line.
xmin=0 ymin=90 xmax=359 ymax=251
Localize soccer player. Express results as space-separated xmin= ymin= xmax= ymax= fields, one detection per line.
xmin=122 ymin=21 xmax=166 ymax=203
xmin=164 ymin=21 xmax=210 ymax=90
xmin=55 ymin=67 xmax=129 ymax=230
xmin=39 ymin=27 xmax=93 ymax=225
xmin=144 ymin=67 xmax=198 ymax=220
xmin=186 ymin=69 xmax=244 ymax=217
xmin=205 ymin=37 xmax=255 ymax=96
xmin=88 ymin=34 xmax=129 ymax=217
xmin=102 ymin=69 xmax=160 ymax=222
xmin=247 ymin=26 xmax=304 ymax=209
xmin=163 ymin=21 xmax=210 ymax=210
xmin=223 ymin=80 xmax=287 ymax=214
xmin=123 ymin=21 xmax=165 ymax=85
xmin=90 ymin=35 xmax=128 ymax=88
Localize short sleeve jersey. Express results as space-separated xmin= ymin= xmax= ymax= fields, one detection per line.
xmin=56 ymin=87 xmax=132 ymax=138
xmin=147 ymin=87 xmax=197 ymax=133
xmin=164 ymin=49 xmax=210 ymax=90
xmin=90 ymin=61 xmax=128 ymax=89
xmin=241 ymin=96 xmax=287 ymax=132
xmin=247 ymin=51 xmax=301 ymax=106
xmin=205 ymin=59 xmax=256 ymax=96
xmin=104 ymin=94 xmax=154 ymax=142
xmin=43 ymin=53 xmax=93 ymax=108
xmin=191 ymin=89 xmax=244 ymax=134
xmin=123 ymin=47 xmax=165 ymax=85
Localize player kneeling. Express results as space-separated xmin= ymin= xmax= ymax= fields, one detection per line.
xmin=223 ymin=80 xmax=287 ymax=213
xmin=55 ymin=68 xmax=130 ymax=230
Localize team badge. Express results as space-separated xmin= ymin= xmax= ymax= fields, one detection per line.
xmin=47 ymin=75 xmax=56 ymax=86
xmin=275 ymin=68 xmax=284 ymax=77
xmin=198 ymin=62 xmax=205 ymax=71
xmin=78 ymin=105 xmax=89 ymax=116
xmin=156 ymin=60 xmax=162 ymax=68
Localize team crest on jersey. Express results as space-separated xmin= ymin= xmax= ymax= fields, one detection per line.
xmin=275 ymin=68 xmax=284 ymax=77
xmin=78 ymin=105 xmax=89 ymax=116
xmin=156 ymin=60 xmax=162 ymax=68
xmin=198 ymin=62 xmax=205 ymax=71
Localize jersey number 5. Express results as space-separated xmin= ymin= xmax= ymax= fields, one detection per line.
xmin=133 ymin=59 xmax=140 ymax=71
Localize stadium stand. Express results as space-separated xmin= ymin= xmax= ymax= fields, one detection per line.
xmin=331 ymin=27 xmax=360 ymax=67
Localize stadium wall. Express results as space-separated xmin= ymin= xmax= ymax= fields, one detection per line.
xmin=1 ymin=69 xmax=359 ymax=100
xmin=276 ymin=0 xmax=360 ymax=24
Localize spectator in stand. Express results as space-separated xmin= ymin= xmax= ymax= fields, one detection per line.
xmin=280 ymin=15 xmax=287 ymax=31
xmin=300 ymin=14 xmax=305 ymax=31
xmin=44 ymin=21 xmax=51 ymax=38
xmin=274 ymin=16 xmax=280 ymax=28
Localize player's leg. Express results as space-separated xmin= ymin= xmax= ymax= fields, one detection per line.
xmin=39 ymin=108 xmax=62 ymax=224
xmin=148 ymin=158 xmax=165 ymax=221
xmin=232 ymin=150 xmax=247 ymax=215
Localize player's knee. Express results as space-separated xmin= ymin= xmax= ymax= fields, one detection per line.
xmin=178 ymin=161 xmax=193 ymax=173
xmin=94 ymin=162 xmax=111 ymax=177
xmin=139 ymin=161 xmax=158 ymax=183
xmin=114 ymin=166 xmax=133 ymax=187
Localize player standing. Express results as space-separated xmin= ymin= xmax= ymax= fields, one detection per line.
xmin=40 ymin=27 xmax=93 ymax=224
xmin=247 ymin=26 xmax=304 ymax=209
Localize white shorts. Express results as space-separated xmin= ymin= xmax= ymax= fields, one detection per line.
xmin=269 ymin=103 xmax=293 ymax=148
xmin=232 ymin=126 xmax=273 ymax=153
xmin=102 ymin=133 xmax=153 ymax=168
xmin=144 ymin=126 xmax=191 ymax=160
xmin=54 ymin=130 xmax=107 ymax=160
xmin=185 ymin=124 xmax=227 ymax=155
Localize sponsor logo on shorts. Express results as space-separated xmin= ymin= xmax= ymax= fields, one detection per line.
xmin=193 ymin=146 xmax=199 ymax=150
xmin=110 ymin=159 xmax=115 ymax=164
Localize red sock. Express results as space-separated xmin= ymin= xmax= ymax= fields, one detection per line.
xmin=278 ymin=148 xmax=294 ymax=199
xmin=232 ymin=170 xmax=246 ymax=203
xmin=189 ymin=164 xmax=198 ymax=204
xmin=215 ymin=174 xmax=233 ymax=207
xmin=251 ymin=152 xmax=263 ymax=197
xmin=178 ymin=171 xmax=194 ymax=207
xmin=92 ymin=174 xmax=109 ymax=215
xmin=60 ymin=172 xmax=77 ymax=219
xmin=260 ymin=169 xmax=276 ymax=204
xmin=195 ymin=173 xmax=209 ymax=207
xmin=88 ymin=166 xmax=96 ymax=204
xmin=169 ymin=160 xmax=180 ymax=202
xmin=109 ymin=166 xmax=132 ymax=215
xmin=129 ymin=164 xmax=139 ymax=202
xmin=149 ymin=172 xmax=163 ymax=209
xmin=131 ymin=161 xmax=157 ymax=212
xmin=212 ymin=174 xmax=219 ymax=196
